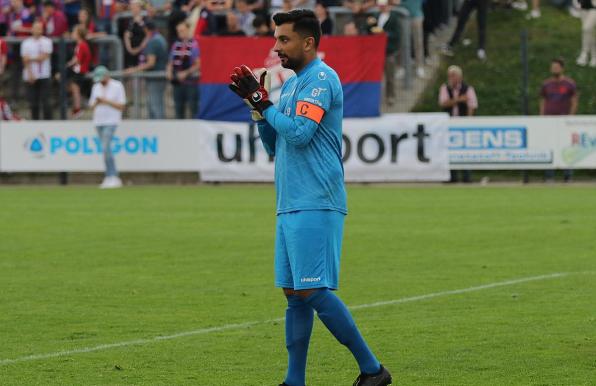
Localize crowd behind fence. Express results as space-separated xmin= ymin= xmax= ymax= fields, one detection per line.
xmin=0 ymin=0 xmax=458 ymax=120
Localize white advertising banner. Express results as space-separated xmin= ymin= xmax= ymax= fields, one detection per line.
xmin=0 ymin=120 xmax=201 ymax=172
xmin=199 ymin=113 xmax=451 ymax=182
xmin=554 ymin=117 xmax=596 ymax=169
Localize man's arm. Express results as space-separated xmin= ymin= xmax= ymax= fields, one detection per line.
xmin=125 ymin=54 xmax=156 ymax=73
xmin=570 ymin=94 xmax=578 ymax=115
xmin=263 ymin=106 xmax=321 ymax=147
xmin=257 ymin=120 xmax=276 ymax=156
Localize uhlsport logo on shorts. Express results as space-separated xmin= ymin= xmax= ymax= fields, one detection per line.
xmin=300 ymin=277 xmax=321 ymax=283
xmin=562 ymin=131 xmax=596 ymax=165
xmin=23 ymin=134 xmax=159 ymax=158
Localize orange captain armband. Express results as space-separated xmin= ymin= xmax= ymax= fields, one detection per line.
xmin=296 ymin=101 xmax=325 ymax=124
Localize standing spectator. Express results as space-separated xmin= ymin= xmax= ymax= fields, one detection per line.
xmin=41 ymin=0 xmax=69 ymax=37
xmin=0 ymin=34 xmax=6 ymax=76
xmin=0 ymin=0 xmax=9 ymax=35
xmin=21 ymin=21 xmax=53 ymax=120
xmin=221 ymin=11 xmax=246 ymax=35
xmin=441 ymin=0 xmax=488 ymax=61
xmin=401 ymin=0 xmax=425 ymax=77
xmin=67 ymin=25 xmax=91 ymax=118
xmin=124 ymin=20 xmax=168 ymax=119
xmin=575 ymin=0 xmax=596 ymax=67
xmin=166 ymin=21 xmax=200 ymax=118
xmin=89 ymin=66 xmax=126 ymax=189
xmin=314 ymin=2 xmax=333 ymax=35
xmin=63 ymin=0 xmax=82 ymax=29
xmin=252 ymin=14 xmax=272 ymax=36
xmin=236 ymin=0 xmax=256 ymax=35
xmin=369 ymin=0 xmax=400 ymax=106
xmin=76 ymin=7 xmax=106 ymax=38
xmin=7 ymin=0 xmax=34 ymax=36
xmin=439 ymin=65 xmax=477 ymax=183
xmin=97 ymin=0 xmax=117 ymax=34
xmin=124 ymin=0 xmax=147 ymax=68
xmin=540 ymin=58 xmax=577 ymax=182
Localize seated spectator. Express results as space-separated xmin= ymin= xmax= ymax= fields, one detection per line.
xmin=221 ymin=11 xmax=246 ymax=35
xmin=343 ymin=20 xmax=359 ymax=35
xmin=236 ymin=0 xmax=255 ymax=35
xmin=67 ymin=25 xmax=91 ymax=118
xmin=7 ymin=0 xmax=34 ymax=36
xmin=124 ymin=0 xmax=147 ymax=68
xmin=124 ymin=20 xmax=168 ymax=119
xmin=166 ymin=21 xmax=200 ymax=118
xmin=314 ymin=2 xmax=333 ymax=35
xmin=439 ymin=65 xmax=477 ymax=183
xmin=252 ymin=14 xmax=272 ymax=36
xmin=41 ymin=0 xmax=69 ymax=37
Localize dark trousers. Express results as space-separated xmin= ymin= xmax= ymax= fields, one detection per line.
xmin=27 ymin=78 xmax=53 ymax=120
xmin=173 ymin=82 xmax=199 ymax=119
xmin=449 ymin=0 xmax=488 ymax=50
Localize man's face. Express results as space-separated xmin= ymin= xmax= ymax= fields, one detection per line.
xmin=31 ymin=21 xmax=43 ymax=37
xmin=551 ymin=62 xmax=563 ymax=77
xmin=273 ymin=23 xmax=307 ymax=71
xmin=448 ymin=71 xmax=461 ymax=87
xmin=176 ymin=24 xmax=188 ymax=39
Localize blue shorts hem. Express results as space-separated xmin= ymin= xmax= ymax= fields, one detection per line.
xmin=275 ymin=282 xmax=295 ymax=289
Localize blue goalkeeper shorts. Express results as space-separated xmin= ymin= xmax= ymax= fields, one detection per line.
xmin=274 ymin=210 xmax=345 ymax=290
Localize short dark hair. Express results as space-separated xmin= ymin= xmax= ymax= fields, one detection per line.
xmin=552 ymin=57 xmax=565 ymax=67
xmin=273 ymin=9 xmax=322 ymax=48
xmin=145 ymin=20 xmax=157 ymax=31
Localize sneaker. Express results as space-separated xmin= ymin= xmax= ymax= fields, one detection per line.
xmin=569 ymin=6 xmax=581 ymax=18
xmin=416 ymin=67 xmax=426 ymax=79
xmin=100 ymin=176 xmax=123 ymax=189
xmin=353 ymin=365 xmax=392 ymax=386
xmin=511 ymin=1 xmax=528 ymax=10
xmin=526 ymin=9 xmax=541 ymax=19
xmin=590 ymin=57 xmax=596 ymax=68
xmin=477 ymin=49 xmax=487 ymax=61
xmin=577 ymin=53 xmax=588 ymax=66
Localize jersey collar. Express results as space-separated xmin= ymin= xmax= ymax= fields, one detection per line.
xmin=296 ymin=57 xmax=321 ymax=78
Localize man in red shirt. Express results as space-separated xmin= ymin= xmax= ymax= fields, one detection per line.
xmin=539 ymin=57 xmax=577 ymax=182
xmin=540 ymin=58 xmax=578 ymax=116
xmin=41 ymin=0 xmax=69 ymax=37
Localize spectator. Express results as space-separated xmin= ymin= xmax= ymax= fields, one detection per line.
xmin=344 ymin=0 xmax=375 ymax=33
xmin=539 ymin=58 xmax=577 ymax=182
xmin=314 ymin=2 xmax=333 ymax=35
xmin=236 ymin=0 xmax=255 ymax=35
xmin=124 ymin=0 xmax=147 ymax=68
xmin=63 ymin=0 xmax=82 ymax=29
xmin=441 ymin=0 xmax=488 ymax=61
xmin=124 ymin=20 xmax=168 ymax=119
xmin=192 ymin=0 xmax=217 ymax=38
xmin=401 ymin=0 xmax=426 ymax=78
xmin=369 ymin=0 xmax=400 ymax=106
xmin=21 ymin=20 xmax=53 ymax=120
xmin=97 ymin=0 xmax=117 ymax=34
xmin=7 ymin=0 xmax=34 ymax=36
xmin=41 ymin=0 xmax=69 ymax=38
xmin=166 ymin=21 xmax=200 ymax=118
xmin=0 ymin=0 xmax=9 ymax=35
xmin=76 ymin=8 xmax=106 ymax=38
xmin=439 ymin=65 xmax=477 ymax=183
xmin=0 ymin=34 xmax=6 ymax=76
xmin=575 ymin=0 xmax=596 ymax=67
xmin=252 ymin=14 xmax=272 ymax=36
xmin=67 ymin=25 xmax=91 ymax=118
xmin=89 ymin=65 xmax=126 ymax=189
xmin=343 ymin=19 xmax=359 ymax=35
xmin=221 ymin=11 xmax=246 ymax=35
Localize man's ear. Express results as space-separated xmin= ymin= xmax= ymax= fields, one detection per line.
xmin=303 ymin=36 xmax=315 ymax=52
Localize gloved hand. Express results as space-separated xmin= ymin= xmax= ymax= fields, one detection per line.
xmin=229 ymin=65 xmax=273 ymax=116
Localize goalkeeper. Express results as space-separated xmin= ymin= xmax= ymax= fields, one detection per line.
xmin=229 ymin=9 xmax=392 ymax=386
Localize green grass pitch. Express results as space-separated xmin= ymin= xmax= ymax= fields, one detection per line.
xmin=0 ymin=185 xmax=595 ymax=385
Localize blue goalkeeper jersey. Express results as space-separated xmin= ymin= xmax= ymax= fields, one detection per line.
xmin=257 ymin=57 xmax=347 ymax=215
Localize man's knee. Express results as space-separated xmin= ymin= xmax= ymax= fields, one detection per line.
xmin=282 ymin=288 xmax=318 ymax=299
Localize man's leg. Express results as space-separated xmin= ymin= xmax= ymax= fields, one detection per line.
xmin=39 ymin=78 xmax=53 ymax=120
xmin=28 ymin=81 xmax=40 ymax=120
xmin=448 ymin=0 xmax=475 ymax=48
xmin=282 ymin=290 xmax=314 ymax=386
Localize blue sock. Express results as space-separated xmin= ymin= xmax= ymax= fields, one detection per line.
xmin=304 ymin=288 xmax=381 ymax=375
xmin=284 ymin=295 xmax=314 ymax=386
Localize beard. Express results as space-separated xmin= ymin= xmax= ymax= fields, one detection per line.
xmin=279 ymin=55 xmax=303 ymax=71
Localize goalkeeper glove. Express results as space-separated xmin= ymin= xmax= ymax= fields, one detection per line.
xmin=229 ymin=65 xmax=273 ymax=116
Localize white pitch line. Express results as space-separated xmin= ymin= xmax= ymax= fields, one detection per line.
xmin=0 ymin=271 xmax=574 ymax=366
